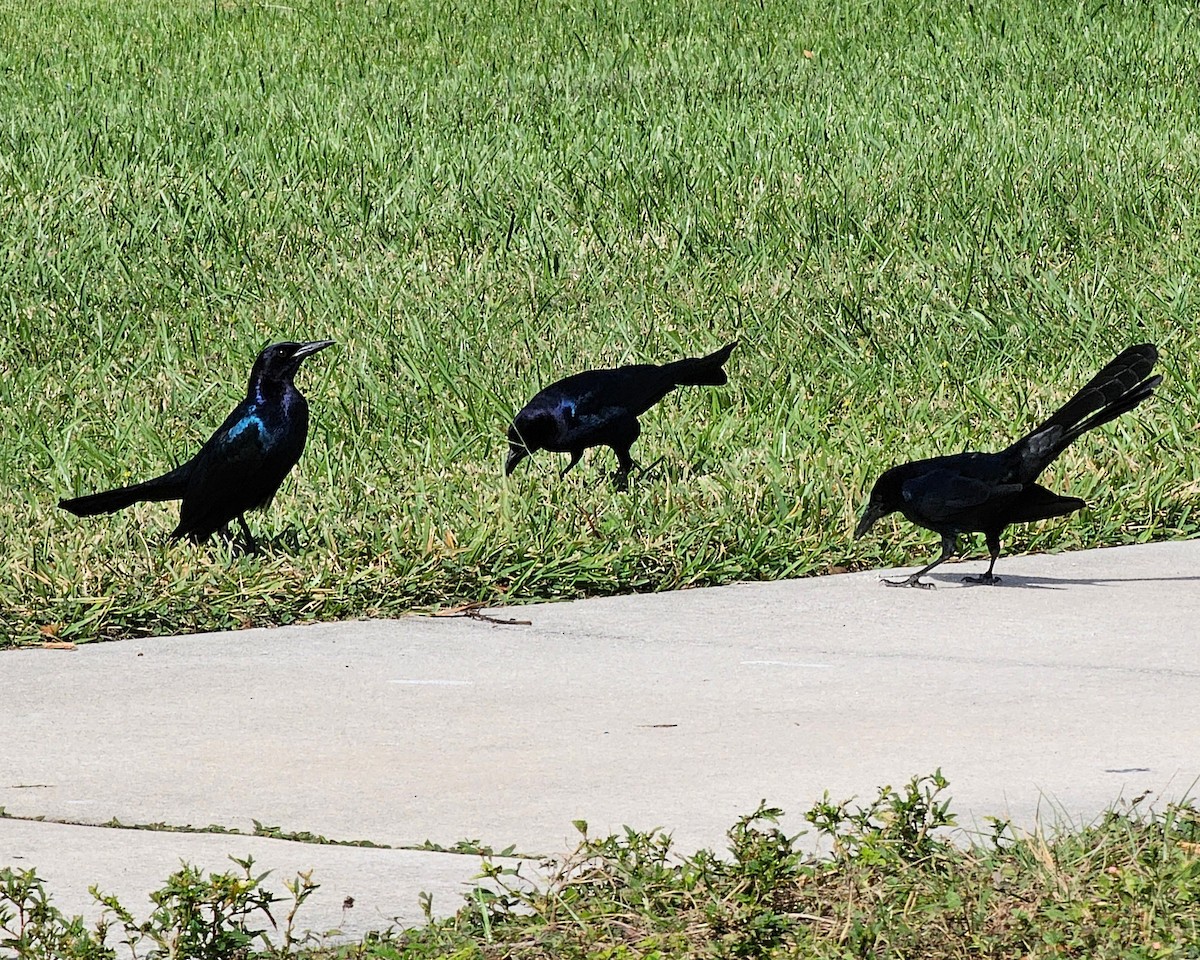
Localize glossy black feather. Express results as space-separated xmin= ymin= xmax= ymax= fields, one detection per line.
xmin=506 ymin=342 xmax=736 ymax=483
xmin=59 ymin=340 xmax=333 ymax=548
xmin=855 ymin=344 xmax=1160 ymax=587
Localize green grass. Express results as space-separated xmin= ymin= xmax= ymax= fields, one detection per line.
xmin=2 ymin=0 xmax=1198 ymax=643
xmin=8 ymin=775 xmax=1200 ymax=958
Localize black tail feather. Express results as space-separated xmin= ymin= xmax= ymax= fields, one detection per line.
xmin=1027 ymin=344 xmax=1158 ymax=437
xmin=1058 ymin=373 xmax=1162 ymax=447
xmin=1010 ymin=343 xmax=1160 ymax=474
xmin=1006 ymin=482 xmax=1087 ymax=524
xmin=666 ymin=341 xmax=737 ymax=387
xmin=59 ymin=466 xmax=190 ymax=517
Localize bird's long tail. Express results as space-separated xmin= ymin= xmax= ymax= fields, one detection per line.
xmin=1012 ymin=343 xmax=1161 ymax=471
xmin=664 ymin=341 xmax=737 ymax=387
xmin=59 ymin=465 xmax=190 ymax=517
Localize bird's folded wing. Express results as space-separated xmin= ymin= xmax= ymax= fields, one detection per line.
xmin=176 ymin=417 xmax=292 ymax=533
xmin=553 ymin=389 xmax=631 ymax=436
xmin=576 ymin=366 xmax=677 ymax=417
xmin=900 ymin=469 xmax=1023 ymax=521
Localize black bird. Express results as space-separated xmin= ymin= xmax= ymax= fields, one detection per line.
xmin=854 ymin=343 xmax=1161 ymax=588
xmin=60 ymin=340 xmax=334 ymax=550
xmin=506 ymin=342 xmax=736 ymax=485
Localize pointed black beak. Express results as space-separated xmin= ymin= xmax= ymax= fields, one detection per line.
xmin=292 ymin=340 xmax=335 ymax=361
xmin=854 ymin=504 xmax=884 ymax=540
xmin=505 ymin=448 xmax=528 ymax=476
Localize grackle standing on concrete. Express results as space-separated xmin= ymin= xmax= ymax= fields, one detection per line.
xmin=854 ymin=343 xmax=1161 ymax=588
xmin=60 ymin=340 xmax=334 ymax=550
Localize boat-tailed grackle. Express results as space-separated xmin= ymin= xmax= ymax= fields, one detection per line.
xmin=505 ymin=342 xmax=736 ymax=487
xmin=60 ymin=340 xmax=334 ymax=551
xmin=854 ymin=343 xmax=1161 ymax=588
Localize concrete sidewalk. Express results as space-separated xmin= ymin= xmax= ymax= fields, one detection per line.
xmin=3 ymin=540 xmax=1199 ymax=943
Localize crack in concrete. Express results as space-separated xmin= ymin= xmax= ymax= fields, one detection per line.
xmin=0 ymin=808 xmax=535 ymax=860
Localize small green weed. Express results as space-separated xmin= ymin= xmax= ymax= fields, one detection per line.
xmin=0 ymin=867 xmax=110 ymax=960
xmin=1 ymin=855 xmax=316 ymax=959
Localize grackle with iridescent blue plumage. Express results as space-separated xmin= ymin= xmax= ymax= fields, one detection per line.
xmin=506 ymin=341 xmax=736 ymax=486
xmin=59 ymin=340 xmax=334 ymax=551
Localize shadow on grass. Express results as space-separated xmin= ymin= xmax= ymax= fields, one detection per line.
xmin=145 ymin=525 xmax=311 ymax=559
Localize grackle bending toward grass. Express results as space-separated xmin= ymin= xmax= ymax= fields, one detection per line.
xmin=59 ymin=340 xmax=334 ymax=551
xmin=854 ymin=343 xmax=1161 ymax=588
xmin=506 ymin=342 xmax=736 ymax=487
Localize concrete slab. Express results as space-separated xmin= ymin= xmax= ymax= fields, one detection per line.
xmin=3 ymin=540 xmax=1200 ymax=941
xmin=0 ymin=818 xmax=491 ymax=942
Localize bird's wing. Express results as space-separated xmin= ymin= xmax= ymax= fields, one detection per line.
xmin=552 ymin=366 xmax=676 ymax=420
xmin=190 ymin=401 xmax=277 ymax=474
xmin=175 ymin=404 xmax=303 ymax=537
xmin=567 ymin=391 xmax=638 ymax=434
xmin=529 ymin=373 xmax=640 ymax=442
xmin=900 ymin=468 xmax=1024 ymax=523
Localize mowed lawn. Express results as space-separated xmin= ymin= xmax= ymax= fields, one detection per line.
xmin=1 ymin=0 xmax=1196 ymax=644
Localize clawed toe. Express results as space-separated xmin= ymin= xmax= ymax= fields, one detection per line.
xmin=962 ymin=574 xmax=1001 ymax=586
xmin=635 ymin=456 xmax=664 ymax=481
xmin=882 ymin=576 xmax=935 ymax=590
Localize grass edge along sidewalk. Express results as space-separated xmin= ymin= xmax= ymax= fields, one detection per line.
xmin=4 ymin=0 xmax=1199 ymax=644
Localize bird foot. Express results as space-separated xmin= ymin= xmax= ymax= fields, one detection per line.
xmin=882 ymin=575 xmax=935 ymax=589
xmin=613 ymin=456 xmax=664 ymax=490
xmin=636 ymin=456 xmax=665 ymax=480
xmin=962 ymin=574 xmax=1001 ymax=586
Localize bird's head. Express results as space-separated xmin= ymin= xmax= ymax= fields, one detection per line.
xmin=853 ymin=466 xmax=905 ymax=540
xmin=251 ymin=340 xmax=335 ymax=384
xmin=505 ymin=410 xmax=555 ymax=476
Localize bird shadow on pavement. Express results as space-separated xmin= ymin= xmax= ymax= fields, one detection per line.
xmin=922 ymin=572 xmax=1200 ymax=591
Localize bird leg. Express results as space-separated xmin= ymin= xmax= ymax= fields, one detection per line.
xmin=612 ymin=447 xmax=637 ymax=491
xmin=635 ymin=456 xmax=665 ymax=481
xmin=560 ymin=451 xmax=583 ymax=478
xmin=236 ymin=515 xmax=260 ymax=555
xmin=962 ymin=532 xmax=1002 ymax=585
xmin=882 ymin=535 xmax=957 ymax=589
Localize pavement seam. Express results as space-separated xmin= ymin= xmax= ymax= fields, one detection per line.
xmin=0 ymin=809 xmax=536 ymax=860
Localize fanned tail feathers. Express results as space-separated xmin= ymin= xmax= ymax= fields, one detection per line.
xmin=665 ymin=341 xmax=737 ymax=387
xmin=1012 ymin=343 xmax=1160 ymax=471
